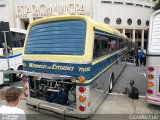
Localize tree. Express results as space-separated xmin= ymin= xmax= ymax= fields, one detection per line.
xmin=155 ymin=0 xmax=160 ymax=10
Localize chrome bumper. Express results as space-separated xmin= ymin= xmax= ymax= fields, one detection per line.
xmin=26 ymin=98 xmax=91 ymax=119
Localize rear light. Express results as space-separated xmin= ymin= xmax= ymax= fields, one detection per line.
xmin=147 ymin=89 xmax=153 ymax=94
xmin=24 ymin=93 xmax=28 ymax=97
xmin=23 ymin=86 xmax=28 ymax=91
xmin=79 ymin=105 xmax=85 ymax=111
xmin=79 ymin=76 xmax=85 ymax=83
xmin=147 ymin=81 xmax=154 ymax=87
xmin=22 ymin=76 xmax=27 ymax=83
xmin=148 ymin=67 xmax=154 ymax=72
xmin=79 ymin=96 xmax=86 ymax=102
xmin=148 ymin=74 xmax=154 ymax=79
xmin=79 ymin=87 xmax=85 ymax=93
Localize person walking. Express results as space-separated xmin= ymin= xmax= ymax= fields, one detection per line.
xmin=135 ymin=52 xmax=139 ymax=66
xmin=0 ymin=87 xmax=26 ymax=120
xmin=143 ymin=53 xmax=146 ymax=68
xmin=138 ymin=50 xmax=145 ymax=66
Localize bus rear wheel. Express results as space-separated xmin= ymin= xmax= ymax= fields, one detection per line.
xmin=109 ymin=75 xmax=114 ymax=93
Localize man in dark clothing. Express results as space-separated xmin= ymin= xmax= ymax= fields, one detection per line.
xmin=135 ymin=53 xmax=139 ymax=66
xmin=124 ymin=80 xmax=139 ymax=99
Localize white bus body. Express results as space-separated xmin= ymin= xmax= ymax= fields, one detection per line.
xmin=0 ymin=28 xmax=26 ymax=85
xmin=146 ymin=10 xmax=160 ymax=105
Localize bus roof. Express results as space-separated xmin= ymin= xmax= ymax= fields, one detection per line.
xmin=10 ymin=27 xmax=26 ymax=34
xmin=28 ymin=15 xmax=127 ymax=39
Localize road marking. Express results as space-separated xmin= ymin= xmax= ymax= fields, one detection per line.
xmin=109 ymin=92 xmax=146 ymax=98
xmin=138 ymin=73 xmax=146 ymax=78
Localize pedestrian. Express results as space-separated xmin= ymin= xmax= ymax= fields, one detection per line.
xmin=0 ymin=87 xmax=26 ymax=120
xmin=138 ymin=49 xmax=145 ymax=66
xmin=135 ymin=52 xmax=139 ymax=66
xmin=123 ymin=80 xmax=139 ymax=99
xmin=143 ymin=53 xmax=146 ymax=68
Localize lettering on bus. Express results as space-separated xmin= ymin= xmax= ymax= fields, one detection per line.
xmin=52 ymin=64 xmax=74 ymax=71
xmin=28 ymin=62 xmax=74 ymax=71
xmin=29 ymin=63 xmax=47 ymax=69
xmin=78 ymin=67 xmax=91 ymax=72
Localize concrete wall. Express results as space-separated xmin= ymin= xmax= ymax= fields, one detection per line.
xmin=0 ymin=0 xmax=15 ymax=27
xmin=94 ymin=0 xmax=155 ymax=30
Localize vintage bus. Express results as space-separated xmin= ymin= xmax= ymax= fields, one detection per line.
xmin=0 ymin=28 xmax=26 ymax=85
xmin=146 ymin=10 xmax=160 ymax=105
xmin=22 ymin=15 xmax=130 ymax=118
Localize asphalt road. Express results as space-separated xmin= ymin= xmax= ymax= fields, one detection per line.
xmin=113 ymin=62 xmax=147 ymax=96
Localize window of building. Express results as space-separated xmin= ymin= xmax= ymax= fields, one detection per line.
xmin=152 ymin=7 xmax=156 ymax=9
xmin=125 ymin=33 xmax=131 ymax=38
xmin=137 ymin=19 xmax=141 ymax=25
xmin=144 ymin=5 xmax=151 ymax=8
xmin=104 ymin=17 xmax=110 ymax=24
xmin=116 ymin=18 xmax=122 ymax=25
xmin=135 ymin=4 xmax=143 ymax=7
xmin=138 ymin=32 xmax=141 ymax=39
xmin=146 ymin=20 xmax=149 ymax=26
xmin=101 ymin=1 xmax=112 ymax=4
xmin=126 ymin=3 xmax=134 ymax=6
xmin=144 ymin=32 xmax=148 ymax=39
xmin=114 ymin=2 xmax=123 ymax=5
xmin=0 ymin=4 xmax=5 ymax=7
xmin=127 ymin=19 xmax=132 ymax=25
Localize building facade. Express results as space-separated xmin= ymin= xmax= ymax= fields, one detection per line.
xmin=0 ymin=0 xmax=158 ymax=49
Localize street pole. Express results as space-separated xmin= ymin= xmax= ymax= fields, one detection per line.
xmin=1 ymin=31 xmax=10 ymax=69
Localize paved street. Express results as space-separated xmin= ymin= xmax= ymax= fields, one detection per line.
xmin=0 ymin=63 xmax=160 ymax=120
xmin=113 ymin=62 xmax=147 ymax=96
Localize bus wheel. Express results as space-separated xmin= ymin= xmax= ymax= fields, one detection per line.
xmin=16 ymin=65 xmax=23 ymax=81
xmin=109 ymin=75 xmax=114 ymax=93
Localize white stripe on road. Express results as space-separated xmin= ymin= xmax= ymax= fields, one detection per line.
xmin=109 ymin=92 xmax=146 ymax=98
xmin=138 ymin=73 xmax=146 ymax=78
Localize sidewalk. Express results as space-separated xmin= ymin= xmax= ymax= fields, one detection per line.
xmin=92 ymin=94 xmax=160 ymax=120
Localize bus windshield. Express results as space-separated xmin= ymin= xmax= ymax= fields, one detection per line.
xmin=25 ymin=20 xmax=86 ymax=55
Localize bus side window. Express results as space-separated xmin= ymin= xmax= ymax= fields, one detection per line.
xmin=93 ymin=33 xmax=110 ymax=59
xmin=109 ymin=37 xmax=117 ymax=52
xmin=93 ymin=39 xmax=100 ymax=58
xmin=119 ymin=39 xmax=123 ymax=49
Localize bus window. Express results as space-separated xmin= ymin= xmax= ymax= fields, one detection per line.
xmin=119 ymin=39 xmax=124 ymax=49
xmin=11 ymin=32 xmax=25 ymax=47
xmin=109 ymin=37 xmax=117 ymax=51
xmin=93 ymin=33 xmax=109 ymax=59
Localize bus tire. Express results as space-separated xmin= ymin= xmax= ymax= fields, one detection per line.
xmin=109 ymin=74 xmax=114 ymax=93
xmin=16 ymin=65 xmax=23 ymax=81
